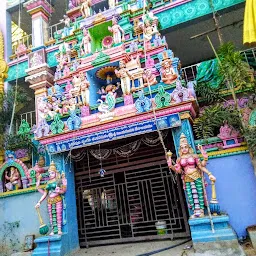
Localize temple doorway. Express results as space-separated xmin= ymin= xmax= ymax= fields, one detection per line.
xmin=74 ymin=131 xmax=190 ymax=247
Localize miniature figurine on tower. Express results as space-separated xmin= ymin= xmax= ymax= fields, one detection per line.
xmin=108 ymin=17 xmax=125 ymax=44
xmin=80 ymin=28 xmax=92 ymax=56
xmin=80 ymin=0 xmax=92 ymax=18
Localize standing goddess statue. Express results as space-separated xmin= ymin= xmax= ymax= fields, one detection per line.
xmin=35 ymin=161 xmax=67 ymax=235
xmin=167 ymin=133 xmax=216 ymax=218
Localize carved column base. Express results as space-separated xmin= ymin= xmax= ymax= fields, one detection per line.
xmin=22 ymin=177 xmax=29 ymax=189
xmin=81 ymin=106 xmax=90 ymax=117
xmin=124 ymin=94 xmax=134 ymax=106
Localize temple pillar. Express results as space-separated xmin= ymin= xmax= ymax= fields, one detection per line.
xmin=24 ymin=0 xmax=54 ymax=49
xmin=32 ymin=153 xmax=79 ymax=256
xmin=25 ymin=48 xmax=54 ymax=125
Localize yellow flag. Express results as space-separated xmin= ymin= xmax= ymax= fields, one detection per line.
xmin=243 ymin=0 xmax=256 ymax=45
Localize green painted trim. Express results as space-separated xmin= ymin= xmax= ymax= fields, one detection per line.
xmin=156 ymin=0 xmax=245 ymax=30
xmin=0 ymin=185 xmax=46 ymax=199
xmin=197 ymin=147 xmax=220 ymax=154
xmin=195 ymin=137 xmax=222 ymax=145
xmin=208 ymin=150 xmax=249 ymax=159
xmin=47 ymin=50 xmax=59 ymax=68
xmin=91 ymin=51 xmax=111 ymax=68
xmin=6 ymin=61 xmax=28 ymax=81
xmin=0 ymin=162 xmax=26 ymax=179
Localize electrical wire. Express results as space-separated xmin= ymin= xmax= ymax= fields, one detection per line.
xmin=140 ymin=1 xmax=215 ymax=233
xmin=141 ymin=0 xmax=176 ymax=183
xmin=136 ymin=238 xmax=192 ymax=256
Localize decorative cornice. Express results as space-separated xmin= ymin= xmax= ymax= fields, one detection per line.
xmin=24 ymin=0 xmax=54 ymax=17
xmin=0 ymin=185 xmax=46 ymax=199
xmin=199 ymin=145 xmax=249 ymax=159
xmin=39 ymin=100 xmax=197 ymax=145
xmin=25 ymin=64 xmax=54 ymax=89
xmin=26 ymin=70 xmax=54 ymax=85
xmin=180 ymin=112 xmax=193 ymax=121
xmin=156 ymin=0 xmax=245 ymax=30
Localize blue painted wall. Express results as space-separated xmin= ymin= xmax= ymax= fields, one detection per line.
xmin=0 ymin=152 xmax=79 ymax=256
xmin=0 ymin=192 xmax=48 ymax=253
xmin=205 ymin=153 xmax=256 ymax=239
xmin=63 ymin=155 xmax=79 ymax=253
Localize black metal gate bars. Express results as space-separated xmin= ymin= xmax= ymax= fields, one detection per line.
xmin=75 ymin=159 xmax=190 ymax=247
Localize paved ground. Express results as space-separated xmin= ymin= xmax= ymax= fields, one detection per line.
xmin=74 ymin=239 xmax=248 ymax=256
xmin=11 ymin=239 xmax=250 ymax=256
xmin=74 ymin=239 xmax=195 ymax=256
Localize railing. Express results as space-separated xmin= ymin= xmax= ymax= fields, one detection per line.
xmin=241 ymin=47 xmax=256 ymax=67
xmin=181 ymin=63 xmax=199 ymax=83
xmin=16 ymin=111 xmax=36 ymax=133
xmin=181 ymin=47 xmax=256 ymax=84
xmin=48 ymin=22 xmax=64 ymax=41
xmin=12 ymin=34 xmax=33 ymax=56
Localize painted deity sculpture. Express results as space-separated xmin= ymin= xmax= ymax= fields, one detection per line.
xmin=109 ymin=0 xmax=116 ymax=8
xmin=35 ymin=161 xmax=67 ymax=235
xmin=166 ymin=134 xmax=216 ymax=218
xmin=30 ymin=52 xmax=43 ymax=68
xmin=16 ymin=41 xmax=27 ymax=57
xmin=80 ymin=0 xmax=91 ymax=18
xmin=98 ymin=84 xmax=119 ymax=101
xmin=171 ymin=80 xmax=194 ymax=103
xmin=108 ymin=17 xmax=125 ymax=44
xmin=68 ymin=0 xmax=80 ymax=9
xmin=97 ymin=92 xmax=116 ymax=121
xmin=56 ymin=43 xmax=71 ymax=71
xmin=60 ymin=15 xmax=71 ymax=38
xmin=37 ymin=96 xmax=55 ymax=120
xmin=160 ymin=58 xmax=178 ymax=85
xmin=79 ymin=71 xmax=90 ymax=106
xmin=141 ymin=12 xmax=159 ymax=42
xmin=143 ymin=68 xmax=157 ymax=87
xmin=5 ymin=167 xmax=22 ymax=191
xmin=71 ymin=75 xmax=83 ymax=106
xmin=68 ymin=0 xmax=76 ymax=9
xmin=80 ymin=28 xmax=91 ymax=56
xmin=115 ymin=60 xmax=133 ymax=95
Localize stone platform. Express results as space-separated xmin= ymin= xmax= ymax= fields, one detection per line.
xmin=189 ymin=215 xmax=245 ymax=256
xmin=32 ymin=233 xmax=79 ymax=256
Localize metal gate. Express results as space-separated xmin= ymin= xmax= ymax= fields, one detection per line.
xmin=75 ymin=158 xmax=190 ymax=246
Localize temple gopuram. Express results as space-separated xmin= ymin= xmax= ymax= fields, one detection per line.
xmin=0 ymin=0 xmax=256 ymax=255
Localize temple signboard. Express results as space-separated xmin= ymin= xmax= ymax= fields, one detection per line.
xmin=47 ymin=113 xmax=181 ymax=154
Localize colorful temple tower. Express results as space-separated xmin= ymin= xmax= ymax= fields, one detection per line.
xmin=1 ymin=0 xmax=256 ymax=255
